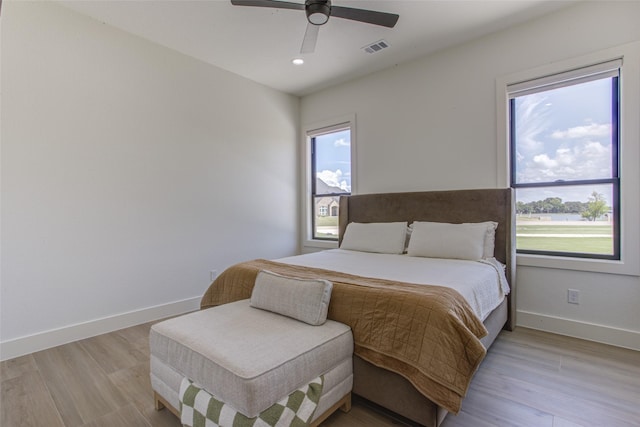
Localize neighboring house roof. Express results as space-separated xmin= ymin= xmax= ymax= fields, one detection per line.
xmin=316 ymin=178 xmax=348 ymax=194
xmin=316 ymin=197 xmax=340 ymax=208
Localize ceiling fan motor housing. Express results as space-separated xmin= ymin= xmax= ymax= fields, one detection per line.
xmin=306 ymin=0 xmax=331 ymax=25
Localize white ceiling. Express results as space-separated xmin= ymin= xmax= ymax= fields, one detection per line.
xmin=60 ymin=0 xmax=575 ymax=96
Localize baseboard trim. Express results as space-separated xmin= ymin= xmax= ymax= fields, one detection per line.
xmin=517 ymin=310 xmax=640 ymax=351
xmin=5 ymin=305 xmax=636 ymax=361
xmin=0 ymin=297 xmax=201 ymax=361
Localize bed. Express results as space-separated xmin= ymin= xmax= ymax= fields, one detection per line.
xmin=200 ymin=188 xmax=516 ymax=426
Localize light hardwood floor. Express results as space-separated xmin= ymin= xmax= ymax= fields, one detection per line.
xmin=1 ymin=324 xmax=638 ymax=427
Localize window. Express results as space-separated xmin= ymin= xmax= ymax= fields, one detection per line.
xmin=498 ymin=42 xmax=640 ymax=275
xmin=508 ymin=60 xmax=621 ymax=259
xmin=305 ymin=119 xmax=354 ymax=243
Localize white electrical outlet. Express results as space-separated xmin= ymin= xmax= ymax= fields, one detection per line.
xmin=210 ymin=270 xmax=218 ymax=281
xmin=567 ymin=289 xmax=580 ymax=304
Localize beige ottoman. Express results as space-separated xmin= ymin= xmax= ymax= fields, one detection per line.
xmin=150 ymin=299 xmax=353 ymax=426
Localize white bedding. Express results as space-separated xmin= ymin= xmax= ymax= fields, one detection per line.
xmin=276 ymin=249 xmax=510 ymax=322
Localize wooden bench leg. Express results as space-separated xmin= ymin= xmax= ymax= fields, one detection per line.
xmin=154 ymin=392 xmax=165 ymax=411
xmin=154 ymin=391 xmax=181 ymax=419
xmin=340 ymin=393 xmax=352 ymax=413
xmin=310 ymin=393 xmax=352 ymax=427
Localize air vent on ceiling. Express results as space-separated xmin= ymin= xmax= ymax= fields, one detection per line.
xmin=362 ymin=39 xmax=390 ymax=54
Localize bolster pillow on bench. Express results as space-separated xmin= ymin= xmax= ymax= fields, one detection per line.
xmin=250 ymin=270 xmax=333 ymax=326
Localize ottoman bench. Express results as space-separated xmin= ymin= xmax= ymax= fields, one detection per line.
xmin=150 ymin=271 xmax=353 ymax=426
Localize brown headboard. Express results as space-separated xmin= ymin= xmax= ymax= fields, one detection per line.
xmin=338 ymin=188 xmax=516 ymax=330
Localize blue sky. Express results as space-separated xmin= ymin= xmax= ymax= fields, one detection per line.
xmin=514 ymin=77 xmax=614 ymax=204
xmin=315 ymin=129 xmax=351 ymax=191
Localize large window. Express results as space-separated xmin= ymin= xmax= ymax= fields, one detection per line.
xmin=308 ymin=123 xmax=352 ymax=241
xmin=509 ymin=60 xmax=621 ymax=259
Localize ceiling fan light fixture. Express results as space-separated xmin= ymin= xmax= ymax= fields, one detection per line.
xmin=306 ymin=0 xmax=330 ymax=25
xmin=230 ymin=0 xmax=399 ymax=56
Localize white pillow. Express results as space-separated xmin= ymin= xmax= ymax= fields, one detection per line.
xmin=340 ymin=222 xmax=408 ymax=254
xmin=250 ymin=270 xmax=332 ymax=326
xmin=407 ymin=221 xmax=488 ymax=260
xmin=464 ymin=221 xmax=498 ymax=259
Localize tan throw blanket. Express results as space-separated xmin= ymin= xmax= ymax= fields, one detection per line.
xmin=201 ymin=259 xmax=488 ymax=414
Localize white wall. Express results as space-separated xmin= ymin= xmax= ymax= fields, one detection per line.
xmin=301 ymin=1 xmax=640 ymax=349
xmin=0 ymin=1 xmax=299 ymax=359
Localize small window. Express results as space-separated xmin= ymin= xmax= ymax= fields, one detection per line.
xmin=308 ymin=124 xmax=352 ymax=241
xmin=509 ymin=60 xmax=621 ymax=259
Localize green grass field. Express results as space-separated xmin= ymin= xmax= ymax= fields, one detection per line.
xmin=314 ymin=216 xmax=339 ymax=239
xmin=315 ymin=216 xmax=338 ymax=227
xmin=314 ymin=217 xmax=614 ymax=254
xmin=516 ymin=223 xmax=613 ymax=254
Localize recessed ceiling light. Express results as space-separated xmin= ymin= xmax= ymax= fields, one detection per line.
xmin=292 ymin=58 xmax=304 ymax=65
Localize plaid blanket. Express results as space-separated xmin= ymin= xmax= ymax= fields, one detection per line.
xmin=179 ymin=376 xmax=324 ymax=427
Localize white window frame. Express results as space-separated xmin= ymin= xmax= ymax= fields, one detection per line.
xmin=302 ymin=114 xmax=357 ymax=250
xmin=496 ymin=41 xmax=640 ymax=276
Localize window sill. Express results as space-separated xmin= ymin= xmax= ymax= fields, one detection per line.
xmin=516 ymin=253 xmax=639 ymax=276
xmin=302 ymin=239 xmax=339 ymax=251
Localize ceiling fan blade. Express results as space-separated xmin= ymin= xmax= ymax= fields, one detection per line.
xmin=330 ymin=5 xmax=399 ymax=28
xmin=230 ymin=0 xmax=305 ymax=11
xmin=300 ymin=23 xmax=319 ymax=54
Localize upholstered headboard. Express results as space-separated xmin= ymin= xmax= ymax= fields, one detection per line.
xmin=338 ymin=188 xmax=516 ymax=330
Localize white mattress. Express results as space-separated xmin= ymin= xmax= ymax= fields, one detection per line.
xmin=276 ymin=249 xmax=509 ymax=321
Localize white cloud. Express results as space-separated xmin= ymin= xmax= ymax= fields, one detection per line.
xmin=582 ymin=140 xmax=608 ymax=157
xmin=514 ymin=95 xmax=549 ymax=154
xmin=333 ymin=138 xmax=350 ymax=147
xmin=533 ymin=153 xmax=557 ymax=169
xmin=551 ymin=123 xmax=610 ymax=139
xmin=317 ymin=169 xmax=351 ymax=191
xmin=519 ymin=141 xmax=611 ymax=183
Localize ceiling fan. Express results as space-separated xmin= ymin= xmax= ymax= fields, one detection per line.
xmin=230 ymin=0 xmax=399 ymax=54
